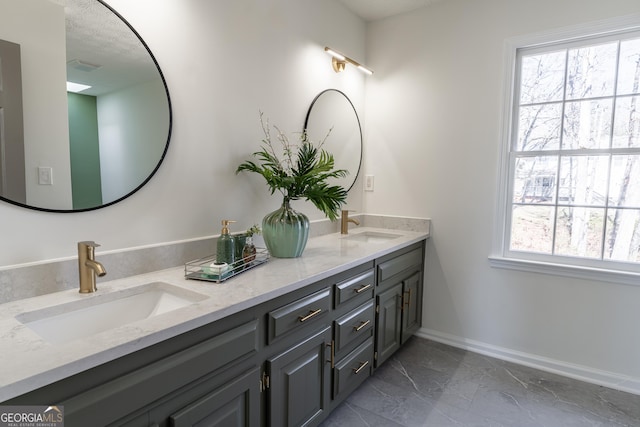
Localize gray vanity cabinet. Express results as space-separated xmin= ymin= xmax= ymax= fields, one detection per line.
xmin=4 ymin=239 xmax=426 ymax=427
xmin=375 ymin=243 xmax=424 ymax=367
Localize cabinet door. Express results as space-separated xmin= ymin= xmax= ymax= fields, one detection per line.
xmin=267 ymin=326 xmax=332 ymax=427
xmin=169 ymin=367 xmax=260 ymax=427
xmin=401 ymin=272 xmax=422 ymax=344
xmin=375 ymin=283 xmax=402 ymax=367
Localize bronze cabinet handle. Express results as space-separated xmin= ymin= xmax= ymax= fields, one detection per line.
xmin=299 ymin=308 xmax=322 ymax=322
xmin=326 ymin=340 xmax=335 ymax=369
xmin=352 ymin=360 xmax=369 ymax=374
xmin=354 ymin=283 xmax=372 ymax=294
xmin=353 ymin=319 xmax=371 ymax=332
xmin=403 ymin=288 xmax=412 ymax=309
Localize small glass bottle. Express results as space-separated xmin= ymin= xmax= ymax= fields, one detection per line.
xmin=242 ymin=235 xmax=257 ymax=265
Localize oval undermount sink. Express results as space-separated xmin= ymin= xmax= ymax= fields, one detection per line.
xmin=16 ymin=282 xmax=208 ymax=344
xmin=342 ymin=231 xmax=402 ymax=243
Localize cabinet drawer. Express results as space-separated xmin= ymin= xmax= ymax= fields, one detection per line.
xmin=334 ymin=269 xmax=374 ymax=307
xmin=334 ymin=300 xmax=375 ymax=354
xmin=333 ymin=338 xmax=374 ymax=399
xmin=268 ymin=288 xmax=331 ymax=343
xmin=377 ymin=247 xmax=422 ymax=283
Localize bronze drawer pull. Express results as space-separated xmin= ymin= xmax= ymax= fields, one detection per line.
xmin=354 ymin=284 xmax=372 ymax=294
xmin=299 ymin=308 xmax=322 ymax=322
xmin=353 ymin=319 xmax=371 ymax=332
xmin=352 ymin=360 xmax=369 ymax=374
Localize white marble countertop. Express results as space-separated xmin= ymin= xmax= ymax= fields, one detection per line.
xmin=0 ymin=227 xmax=428 ymax=402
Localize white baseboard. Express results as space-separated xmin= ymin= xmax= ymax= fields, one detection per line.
xmin=417 ymin=328 xmax=640 ymax=396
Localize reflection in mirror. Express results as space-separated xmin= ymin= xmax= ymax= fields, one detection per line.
xmin=304 ymin=89 xmax=362 ymax=192
xmin=0 ymin=0 xmax=171 ymax=212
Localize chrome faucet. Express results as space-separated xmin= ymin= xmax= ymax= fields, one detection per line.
xmin=341 ymin=210 xmax=360 ymax=234
xmin=78 ymin=241 xmax=107 ymax=293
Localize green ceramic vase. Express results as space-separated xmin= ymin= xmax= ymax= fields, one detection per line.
xmin=262 ymin=199 xmax=309 ymax=258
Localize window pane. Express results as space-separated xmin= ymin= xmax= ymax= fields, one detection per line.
xmin=616 ymin=38 xmax=640 ymax=96
xmin=517 ymin=103 xmax=562 ymax=151
xmin=520 ymin=50 xmax=566 ymax=104
xmin=605 ymin=208 xmax=640 ymax=262
xmin=513 ymin=156 xmax=558 ymax=204
xmin=558 ymin=155 xmax=609 ymax=205
xmin=566 ymin=42 xmax=618 ymax=100
xmin=562 ymin=99 xmax=612 ymax=149
xmin=609 ymin=155 xmax=640 ymax=207
xmin=508 ymin=32 xmax=640 ymax=270
xmin=554 ymin=207 xmax=604 ymax=258
xmin=510 ymin=205 xmax=554 ymax=253
xmin=612 ymin=96 xmax=640 ymax=148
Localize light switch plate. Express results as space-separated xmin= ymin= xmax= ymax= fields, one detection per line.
xmin=365 ymin=175 xmax=374 ymax=192
xmin=38 ymin=167 xmax=53 ymax=185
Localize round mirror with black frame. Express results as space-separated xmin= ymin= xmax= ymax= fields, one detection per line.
xmin=0 ymin=0 xmax=172 ymax=212
xmin=303 ymin=89 xmax=362 ymax=192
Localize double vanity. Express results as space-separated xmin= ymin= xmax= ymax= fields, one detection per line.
xmin=0 ymin=227 xmax=428 ymax=426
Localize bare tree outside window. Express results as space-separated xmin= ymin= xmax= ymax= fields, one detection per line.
xmin=509 ymin=34 xmax=640 ymax=265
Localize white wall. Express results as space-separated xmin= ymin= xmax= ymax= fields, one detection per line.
xmin=0 ymin=0 xmax=366 ymax=265
xmin=98 ymin=78 xmax=169 ymax=204
xmin=0 ymin=0 xmax=72 ymax=209
xmin=365 ymin=0 xmax=640 ymax=388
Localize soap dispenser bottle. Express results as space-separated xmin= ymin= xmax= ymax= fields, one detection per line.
xmin=216 ymin=220 xmax=236 ymax=265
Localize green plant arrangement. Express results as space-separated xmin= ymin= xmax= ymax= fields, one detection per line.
xmin=236 ymin=112 xmax=348 ymax=221
xmin=236 ymin=112 xmax=349 ymax=257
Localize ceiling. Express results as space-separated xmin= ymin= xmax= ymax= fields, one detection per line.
xmin=65 ymin=0 xmax=160 ymax=97
xmin=337 ymin=0 xmax=443 ymax=22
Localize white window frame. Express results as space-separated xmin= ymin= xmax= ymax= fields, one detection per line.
xmin=490 ymin=14 xmax=640 ymax=286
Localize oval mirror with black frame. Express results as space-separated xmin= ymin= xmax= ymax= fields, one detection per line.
xmin=303 ymin=89 xmax=362 ymax=192
xmin=0 ymin=0 xmax=171 ymax=212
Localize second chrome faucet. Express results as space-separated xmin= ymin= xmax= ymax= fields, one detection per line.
xmin=78 ymin=241 xmax=107 ymax=293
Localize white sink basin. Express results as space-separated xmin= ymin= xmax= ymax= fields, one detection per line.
xmin=16 ymin=282 xmax=208 ymax=344
xmin=343 ymin=231 xmax=402 ymax=244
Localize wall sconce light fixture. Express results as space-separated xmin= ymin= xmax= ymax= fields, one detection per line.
xmin=324 ymin=47 xmax=373 ymax=75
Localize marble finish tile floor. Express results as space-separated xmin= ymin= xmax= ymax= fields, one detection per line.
xmin=320 ymin=337 xmax=640 ymax=427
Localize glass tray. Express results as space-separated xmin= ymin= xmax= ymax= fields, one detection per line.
xmin=184 ymin=248 xmax=269 ymax=283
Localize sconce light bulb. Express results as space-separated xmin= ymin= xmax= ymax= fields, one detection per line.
xmin=325 ymin=46 xmax=373 ymax=75
xmin=324 ymin=47 xmax=345 ymax=61
xmin=357 ymin=65 xmax=374 ymax=75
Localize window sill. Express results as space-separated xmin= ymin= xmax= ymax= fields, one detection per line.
xmin=488 ymin=256 xmax=640 ymax=287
